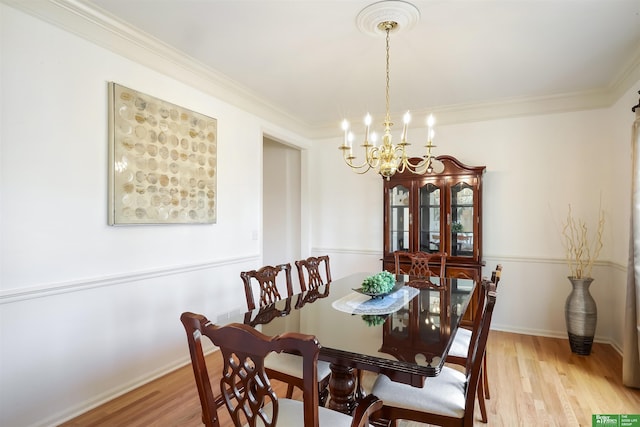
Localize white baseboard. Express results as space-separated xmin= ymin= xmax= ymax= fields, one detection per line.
xmin=490 ymin=324 xmax=621 ymax=354
xmin=47 ymin=347 xmax=218 ymax=427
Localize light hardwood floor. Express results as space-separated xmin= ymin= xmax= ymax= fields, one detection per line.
xmin=61 ymin=331 xmax=640 ymax=427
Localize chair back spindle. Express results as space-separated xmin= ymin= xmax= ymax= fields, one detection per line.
xmin=181 ymin=313 xmax=321 ymax=427
xmin=393 ymin=251 xmax=447 ymax=277
xmin=241 ymin=263 xmax=293 ymax=311
xmin=181 ymin=312 xmax=382 ymax=427
xmin=295 ymin=255 xmax=332 ymax=292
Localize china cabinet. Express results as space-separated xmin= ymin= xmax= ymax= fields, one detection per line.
xmin=382 ymin=155 xmax=486 ymax=280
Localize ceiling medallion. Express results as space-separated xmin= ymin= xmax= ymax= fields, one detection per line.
xmin=356 ymin=0 xmax=420 ymax=37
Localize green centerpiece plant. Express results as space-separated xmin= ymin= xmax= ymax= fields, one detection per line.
xmin=361 ymin=314 xmax=388 ymax=326
xmin=361 ymin=271 xmax=396 ymax=294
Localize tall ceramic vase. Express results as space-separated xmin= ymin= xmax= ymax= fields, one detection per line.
xmin=564 ymin=277 xmax=597 ymax=355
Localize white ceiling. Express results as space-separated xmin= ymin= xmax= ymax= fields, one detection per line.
xmin=30 ymin=1 xmax=640 ymax=130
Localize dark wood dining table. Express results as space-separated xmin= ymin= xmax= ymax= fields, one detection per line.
xmin=215 ymin=271 xmax=476 ymax=414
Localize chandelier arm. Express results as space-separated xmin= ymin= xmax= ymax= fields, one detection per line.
xmin=403 ymin=156 xmax=430 ymax=167
xmin=368 ymin=145 xmax=382 ymax=168
xmin=343 ymin=154 xmax=374 ymax=174
xmin=403 ymin=156 xmax=435 ymax=174
xmin=396 ymin=160 xmax=407 ymax=174
xmin=353 ymin=166 xmax=375 ymax=175
xmin=342 ymin=154 xmax=373 ymax=172
xmin=341 ymin=146 xmax=381 ymax=172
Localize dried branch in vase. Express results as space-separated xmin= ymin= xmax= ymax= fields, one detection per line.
xmin=561 ymin=204 xmax=604 ymax=279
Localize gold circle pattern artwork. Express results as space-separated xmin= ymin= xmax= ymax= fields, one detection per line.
xmin=110 ymin=83 xmax=217 ymax=224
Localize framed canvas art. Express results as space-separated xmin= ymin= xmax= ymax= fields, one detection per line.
xmin=108 ymin=82 xmax=217 ymax=225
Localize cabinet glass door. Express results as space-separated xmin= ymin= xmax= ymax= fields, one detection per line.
xmin=389 ymin=184 xmax=410 ymax=252
xmin=450 ymin=182 xmax=474 ymax=257
xmin=419 ymin=182 xmax=441 ymax=253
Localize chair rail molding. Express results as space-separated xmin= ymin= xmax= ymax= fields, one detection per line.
xmin=0 ymin=254 xmax=259 ymax=304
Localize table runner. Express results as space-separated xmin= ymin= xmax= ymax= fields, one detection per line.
xmin=331 ymin=287 xmax=419 ymax=315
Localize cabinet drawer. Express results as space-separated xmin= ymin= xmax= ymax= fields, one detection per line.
xmin=446 ymin=266 xmax=480 ymax=281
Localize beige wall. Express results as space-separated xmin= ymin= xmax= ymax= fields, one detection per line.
xmin=1 ymin=1 xmax=638 ymax=426
xmin=308 ymin=83 xmax=640 ymax=347
xmin=0 ymin=4 xmax=310 ymax=426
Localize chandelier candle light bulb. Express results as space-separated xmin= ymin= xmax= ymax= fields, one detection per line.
xmin=341 ymin=119 xmax=349 ymax=147
xmin=401 ymin=111 xmax=410 ymax=143
xmin=427 ymin=114 xmax=435 ymax=139
xmin=365 ymin=114 xmax=372 ymax=142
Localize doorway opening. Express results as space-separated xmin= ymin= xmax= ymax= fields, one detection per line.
xmin=262 ymin=137 xmax=301 ymax=268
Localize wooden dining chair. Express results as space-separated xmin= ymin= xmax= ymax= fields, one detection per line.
xmin=241 ymin=263 xmax=332 ymax=406
xmin=393 ymin=251 xmax=411 ymax=275
xmin=294 ymin=256 xmax=332 ymax=317
xmin=446 ymin=264 xmax=503 ymax=422
xmin=491 ymin=264 xmax=503 ymax=287
xmin=482 ymin=264 xmax=502 ymax=398
xmin=393 ymin=251 xmax=447 ymax=277
xmin=295 ymin=255 xmax=372 ymax=401
xmin=180 ymin=313 xmax=382 ymax=427
xmin=295 ymin=255 xmax=332 ymax=291
xmin=370 ymin=282 xmax=498 ymax=427
xmin=241 ymin=263 xmax=294 ymax=311
xmin=445 ymin=277 xmax=491 ymax=422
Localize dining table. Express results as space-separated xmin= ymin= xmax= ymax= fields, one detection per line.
xmin=215 ymin=271 xmax=476 ymax=414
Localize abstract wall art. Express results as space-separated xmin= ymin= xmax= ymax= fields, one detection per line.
xmin=108 ymin=82 xmax=217 ymax=225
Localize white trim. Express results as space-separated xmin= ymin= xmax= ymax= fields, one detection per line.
xmin=11 ymin=250 xmax=623 ymax=306
xmin=489 ymin=325 xmax=621 ymax=354
xmin=3 ymin=0 xmax=639 ymax=139
xmin=48 ymin=347 xmax=219 ymax=427
xmin=312 ymin=247 xmax=382 ymax=256
xmin=483 ymin=255 xmax=624 ymax=270
xmin=0 ymin=255 xmax=259 ymax=304
xmin=1 ymin=0 xmax=310 ymax=135
xmin=41 ymin=356 xmax=191 ymax=427
xmin=312 ymin=247 xmax=625 ymax=270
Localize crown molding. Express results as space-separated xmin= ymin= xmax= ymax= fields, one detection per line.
xmin=310 ymin=45 xmax=640 ymax=138
xmin=309 ymin=84 xmax=638 ymax=138
xmin=608 ymin=42 xmax=640 ymax=103
xmin=2 ymin=0 xmax=311 ymax=135
xmin=3 ymin=0 xmax=640 ymax=141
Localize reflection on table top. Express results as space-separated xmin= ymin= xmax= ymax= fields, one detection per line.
xmin=216 ymin=272 xmax=475 ymax=386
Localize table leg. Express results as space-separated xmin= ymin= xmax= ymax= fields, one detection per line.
xmin=327 ymin=363 xmax=357 ymax=414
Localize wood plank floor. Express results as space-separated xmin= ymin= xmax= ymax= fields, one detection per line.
xmin=61 ymin=331 xmax=640 ymax=426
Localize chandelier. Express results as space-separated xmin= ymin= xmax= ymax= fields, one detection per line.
xmin=339 ymin=1 xmax=439 ymax=180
